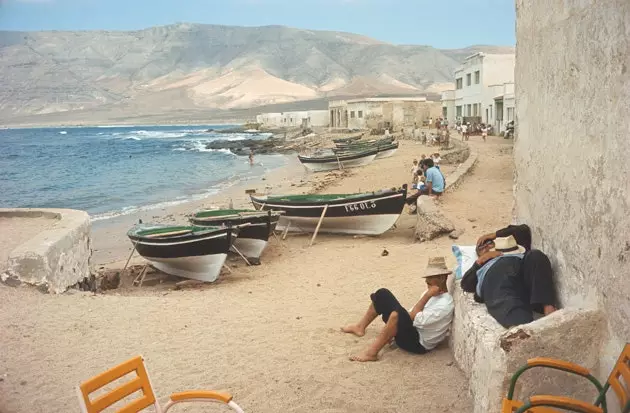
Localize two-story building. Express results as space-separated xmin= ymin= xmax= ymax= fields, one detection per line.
xmin=442 ymin=52 xmax=515 ymax=133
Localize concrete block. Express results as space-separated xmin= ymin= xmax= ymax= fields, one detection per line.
xmin=415 ymin=197 xmax=455 ymax=242
xmin=1 ymin=208 xmax=92 ymax=294
xmin=450 ymin=283 xmax=605 ymax=413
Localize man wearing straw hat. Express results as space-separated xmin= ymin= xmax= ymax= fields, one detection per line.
xmin=341 ymin=257 xmax=454 ymax=362
xmin=461 ymin=224 xmax=558 ymax=329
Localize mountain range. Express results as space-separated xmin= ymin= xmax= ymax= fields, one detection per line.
xmin=0 ymin=23 xmax=514 ymax=125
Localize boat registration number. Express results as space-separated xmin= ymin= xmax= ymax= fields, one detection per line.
xmin=344 ymin=201 xmax=377 ymax=212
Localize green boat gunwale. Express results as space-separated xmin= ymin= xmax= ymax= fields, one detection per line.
xmin=127 ymin=225 xmax=226 ymax=239
xmin=192 ymin=209 xmax=284 ymax=220
xmin=253 ymin=187 xmax=406 ymax=205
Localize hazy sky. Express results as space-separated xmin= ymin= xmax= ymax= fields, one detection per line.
xmin=0 ymin=0 xmax=515 ymax=48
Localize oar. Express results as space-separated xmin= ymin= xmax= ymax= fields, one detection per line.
xmin=309 ymin=204 xmax=329 ymax=247
xmin=122 ymin=239 xmax=139 ymax=274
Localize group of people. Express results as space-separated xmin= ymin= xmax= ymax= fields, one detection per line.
xmin=456 ymin=122 xmax=489 ymax=142
xmin=406 ymin=154 xmax=445 ymax=210
xmin=341 ymin=224 xmax=558 ymax=362
xmin=428 ymin=117 xmax=449 ymax=130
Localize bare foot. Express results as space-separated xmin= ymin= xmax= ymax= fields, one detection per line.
xmin=543 ymin=305 xmax=557 ymax=316
xmin=341 ymin=324 xmax=365 ymax=337
xmin=349 ymin=350 xmax=378 ymax=362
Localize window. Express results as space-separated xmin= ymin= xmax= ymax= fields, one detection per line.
xmin=490 ymin=105 xmax=493 ymax=119
xmin=507 ymin=107 xmax=514 ymax=122
xmin=473 ymin=103 xmax=479 ymax=116
xmin=456 ymin=106 xmax=462 ymax=117
xmin=358 ymin=111 xmax=363 ymax=118
xmin=442 ymin=107 xmax=448 ymax=118
xmin=474 ymin=70 xmax=480 ymax=84
xmin=456 ymin=78 xmax=463 ymax=89
xmin=350 ymin=111 xmax=355 ymax=118
xmin=466 ymin=73 xmax=471 ymax=86
xmin=467 ymin=104 xmax=472 ymax=116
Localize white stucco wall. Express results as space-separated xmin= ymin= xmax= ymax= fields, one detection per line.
xmin=482 ymin=54 xmax=516 ymax=87
xmin=307 ymin=110 xmax=329 ymax=127
xmin=441 ymin=90 xmax=456 ymax=124
xmin=514 ymin=0 xmax=629 ymax=396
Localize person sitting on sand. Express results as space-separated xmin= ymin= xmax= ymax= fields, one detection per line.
xmin=342 ymin=257 xmax=454 ymax=362
xmin=461 ymin=224 xmax=558 ymax=329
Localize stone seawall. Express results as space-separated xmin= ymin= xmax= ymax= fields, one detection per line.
xmin=1 ymin=208 xmax=91 ymax=293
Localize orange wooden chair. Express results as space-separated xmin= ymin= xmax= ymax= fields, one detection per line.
xmin=76 ymin=355 xmax=245 ymax=413
xmin=501 ymin=343 xmax=630 ymax=413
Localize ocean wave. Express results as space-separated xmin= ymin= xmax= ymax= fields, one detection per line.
xmin=59 ymin=131 xmax=67 ymax=135
xmin=172 ymin=141 xmax=238 ymax=155
xmin=90 ymin=188 xmax=224 ymax=222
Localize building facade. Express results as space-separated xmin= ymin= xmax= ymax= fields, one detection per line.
xmin=256 ymin=110 xmax=328 ymax=128
xmin=441 ymin=90 xmax=456 ymax=125
xmin=442 ymin=52 xmax=515 ymax=133
xmin=329 ymin=97 xmax=440 ymax=130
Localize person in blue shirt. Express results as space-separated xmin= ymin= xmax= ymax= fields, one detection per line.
xmin=405 ymin=158 xmax=445 ymax=206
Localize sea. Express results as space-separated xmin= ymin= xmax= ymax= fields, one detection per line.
xmin=0 ymin=125 xmax=289 ymax=221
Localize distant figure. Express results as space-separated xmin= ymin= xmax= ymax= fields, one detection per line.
xmin=481 ymin=124 xmax=488 ymax=142
xmin=249 ymin=150 xmax=254 ymax=166
xmin=461 ymin=123 xmax=469 ymax=141
xmin=428 ymin=117 xmax=433 ymax=129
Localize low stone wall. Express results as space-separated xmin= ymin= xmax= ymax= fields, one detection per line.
xmin=0 ymin=208 xmax=92 ymax=293
xmin=450 ymin=283 xmax=605 ymax=413
xmin=414 ymin=146 xmax=477 ymax=241
xmin=440 ymin=138 xmax=471 ymax=165
xmin=443 ymin=148 xmax=477 ymax=192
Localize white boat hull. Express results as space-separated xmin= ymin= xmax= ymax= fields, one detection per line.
xmin=144 ymin=253 xmax=227 ymax=282
xmin=301 ymin=154 xmax=377 ymax=172
xmin=375 ymin=147 xmax=398 ymax=159
xmin=276 ymin=214 xmax=399 ymax=235
xmin=232 ymin=238 xmax=268 ymax=259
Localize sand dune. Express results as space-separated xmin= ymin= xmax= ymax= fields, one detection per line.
xmin=190 ymin=67 xmax=320 ymax=109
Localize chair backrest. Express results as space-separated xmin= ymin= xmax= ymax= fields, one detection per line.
xmin=604 ymin=343 xmax=630 ymax=412
xmin=77 ymin=356 xmax=158 ymax=413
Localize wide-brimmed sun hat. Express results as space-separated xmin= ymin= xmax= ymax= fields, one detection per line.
xmin=492 ymin=235 xmax=526 ymax=254
xmin=423 ymin=256 xmax=452 ymax=278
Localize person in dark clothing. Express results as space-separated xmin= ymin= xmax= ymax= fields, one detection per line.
xmin=461 ymin=224 xmax=558 ymax=328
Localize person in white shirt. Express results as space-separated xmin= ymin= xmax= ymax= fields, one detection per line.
xmin=461 ymin=123 xmax=469 ymax=141
xmin=341 ymin=257 xmax=454 ymax=362
xmin=481 ymin=124 xmax=488 ymax=142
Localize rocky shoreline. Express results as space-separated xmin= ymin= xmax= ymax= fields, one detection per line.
xmin=205 ymin=128 xmax=364 ymax=155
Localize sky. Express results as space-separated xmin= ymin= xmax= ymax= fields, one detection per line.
xmin=0 ymin=0 xmax=515 ymax=48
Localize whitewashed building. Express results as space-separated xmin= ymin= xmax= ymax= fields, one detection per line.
xmin=441 ymin=90 xmax=456 ymax=125
xmin=256 ymin=110 xmax=329 ymax=128
xmin=442 ymin=52 xmax=515 ymax=133
xmin=329 ymin=97 xmax=440 ymax=130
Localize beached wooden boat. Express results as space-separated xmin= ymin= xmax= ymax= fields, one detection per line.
xmin=333 ymin=141 xmax=399 ymax=159
xmin=189 ymin=209 xmax=283 ymax=260
xmin=332 ymin=136 xmax=361 ymax=144
xmin=334 ymin=136 xmax=394 ymax=149
xmin=298 ymin=148 xmax=378 ymax=172
xmin=250 ymin=186 xmax=407 ymax=236
xmin=127 ymin=225 xmax=239 ymax=282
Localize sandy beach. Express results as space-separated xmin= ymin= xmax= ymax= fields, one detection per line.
xmin=0 ymin=133 xmax=514 ymax=413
